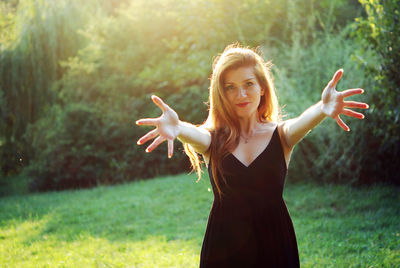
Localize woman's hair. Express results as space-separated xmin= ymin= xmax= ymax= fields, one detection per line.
xmin=184 ymin=43 xmax=280 ymax=197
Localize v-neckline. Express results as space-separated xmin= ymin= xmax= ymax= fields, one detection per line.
xmin=230 ymin=127 xmax=277 ymax=168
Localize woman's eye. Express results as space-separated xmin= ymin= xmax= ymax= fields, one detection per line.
xmin=225 ymin=85 xmax=234 ymax=91
xmin=246 ymin=82 xmax=254 ymax=87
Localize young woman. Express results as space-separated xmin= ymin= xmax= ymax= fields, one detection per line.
xmin=136 ymin=44 xmax=368 ymax=267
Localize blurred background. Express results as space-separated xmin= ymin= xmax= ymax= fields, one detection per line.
xmin=0 ymin=0 xmax=399 ymax=195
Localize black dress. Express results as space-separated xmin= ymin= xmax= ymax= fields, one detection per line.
xmin=200 ymin=127 xmax=300 ymax=267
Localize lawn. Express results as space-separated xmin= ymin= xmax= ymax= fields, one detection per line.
xmin=0 ymin=173 xmax=399 ymax=267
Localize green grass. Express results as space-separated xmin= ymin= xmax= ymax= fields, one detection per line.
xmin=0 ymin=174 xmax=399 ymax=267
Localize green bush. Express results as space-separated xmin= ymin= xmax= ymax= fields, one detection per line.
xmin=25 ymin=99 xmax=192 ymax=191
xmin=353 ymin=0 xmax=400 ymax=184
xmin=26 ymin=104 xmax=111 ymax=190
xmin=267 ymin=25 xmax=375 ymax=184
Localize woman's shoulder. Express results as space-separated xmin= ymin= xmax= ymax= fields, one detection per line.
xmin=258 ymin=120 xmax=278 ymax=132
xmin=260 ymin=121 xmax=287 ymax=148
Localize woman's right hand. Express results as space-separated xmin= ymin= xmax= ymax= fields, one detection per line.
xmin=136 ymin=95 xmax=180 ymax=158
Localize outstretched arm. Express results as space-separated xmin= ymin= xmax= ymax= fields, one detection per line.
xmin=280 ymin=69 xmax=369 ymax=149
xmin=136 ymin=95 xmax=211 ymax=158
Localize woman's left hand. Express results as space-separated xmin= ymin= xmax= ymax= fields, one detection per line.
xmin=321 ymin=69 xmax=369 ymax=131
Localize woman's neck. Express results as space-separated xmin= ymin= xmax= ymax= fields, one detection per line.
xmin=238 ymin=114 xmax=260 ymax=135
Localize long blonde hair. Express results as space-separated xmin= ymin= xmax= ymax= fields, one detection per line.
xmin=184 ymin=43 xmax=280 ymax=197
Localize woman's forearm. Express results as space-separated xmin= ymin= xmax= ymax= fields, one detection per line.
xmin=177 ymin=121 xmax=211 ymax=154
xmin=282 ymin=101 xmax=327 ymax=148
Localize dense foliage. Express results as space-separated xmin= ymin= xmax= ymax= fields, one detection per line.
xmin=0 ymin=0 xmax=397 ymax=192
xmin=0 ymin=0 xmax=91 ymax=176
xmin=354 ymin=0 xmax=400 ymax=184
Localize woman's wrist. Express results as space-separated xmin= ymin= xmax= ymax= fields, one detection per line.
xmin=319 ymin=100 xmax=330 ymax=118
xmin=177 ymin=121 xmax=195 ymax=143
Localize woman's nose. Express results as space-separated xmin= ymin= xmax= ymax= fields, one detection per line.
xmin=238 ymin=87 xmax=246 ymax=97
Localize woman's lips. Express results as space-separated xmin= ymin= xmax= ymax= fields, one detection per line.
xmin=236 ymin=102 xmax=249 ymax=108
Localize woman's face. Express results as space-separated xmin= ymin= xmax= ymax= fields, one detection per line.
xmin=223 ymin=65 xmax=264 ymax=119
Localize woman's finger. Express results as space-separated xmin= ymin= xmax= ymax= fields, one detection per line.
xmin=137 ymin=128 xmax=159 ymax=145
xmin=340 ymin=88 xmax=364 ymax=98
xmin=342 ymin=108 xmax=365 ymax=119
xmin=344 ymin=101 xmax=369 ymax=109
xmin=152 ymin=95 xmax=169 ymax=112
xmin=328 ymin=69 xmax=343 ymax=88
xmin=146 ymin=136 xmax=166 ymax=153
xmin=168 ymin=139 xmax=174 ymax=158
xmin=136 ymin=118 xmax=158 ymax=126
xmin=336 ymin=115 xmax=350 ymax=132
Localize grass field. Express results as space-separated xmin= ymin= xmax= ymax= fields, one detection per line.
xmin=0 ymin=173 xmax=399 ymax=267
